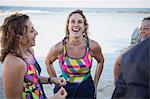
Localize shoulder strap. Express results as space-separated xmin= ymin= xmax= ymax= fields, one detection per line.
xmin=28 ymin=50 xmax=41 ymax=75
xmin=86 ymin=38 xmax=90 ymax=50
xmin=22 ymin=58 xmax=29 ymax=66
xmin=34 ymin=61 xmax=41 ymax=75
xmin=63 ymin=45 xmax=67 ymax=55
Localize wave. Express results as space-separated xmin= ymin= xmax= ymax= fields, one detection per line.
xmin=0 ymin=6 xmax=150 ymax=15
xmin=0 ymin=10 xmax=51 ymax=16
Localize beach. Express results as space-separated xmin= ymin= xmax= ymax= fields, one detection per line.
xmin=0 ymin=6 xmax=150 ymax=98
xmin=42 ymin=80 xmax=115 ymax=99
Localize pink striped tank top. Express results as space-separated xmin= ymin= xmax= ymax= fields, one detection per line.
xmin=59 ymin=41 xmax=93 ymax=83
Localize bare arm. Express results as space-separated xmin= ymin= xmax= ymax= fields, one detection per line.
xmin=45 ymin=42 xmax=63 ymax=77
xmin=39 ymin=76 xmax=66 ymax=87
xmin=91 ymin=41 xmax=104 ymax=89
xmin=2 ymin=56 xmax=25 ymax=99
xmin=113 ymin=54 xmax=122 ymax=85
xmin=29 ymin=48 xmax=66 ymax=86
xmin=113 ymin=44 xmax=134 ymax=85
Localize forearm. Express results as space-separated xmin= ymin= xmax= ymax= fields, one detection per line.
xmin=46 ymin=63 xmax=57 ymax=77
xmin=39 ymin=76 xmax=49 ymax=84
xmin=94 ymin=62 xmax=104 ymax=88
xmin=39 ymin=76 xmax=60 ymax=84
xmin=114 ymin=64 xmax=119 ymax=84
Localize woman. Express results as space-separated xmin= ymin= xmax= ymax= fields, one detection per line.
xmin=1 ymin=13 xmax=67 ymax=99
xmin=113 ymin=17 xmax=150 ymax=85
xmin=45 ymin=9 xmax=104 ymax=98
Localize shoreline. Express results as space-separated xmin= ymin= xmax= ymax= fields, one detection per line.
xmin=41 ymin=79 xmax=115 ymax=98
xmin=0 ymin=77 xmax=115 ymax=98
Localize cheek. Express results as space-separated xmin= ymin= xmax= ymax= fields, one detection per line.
xmin=21 ymin=38 xmax=29 ymax=46
xmin=144 ymin=31 xmax=150 ymax=35
xmin=68 ymin=25 xmax=72 ymax=31
xmin=81 ymin=26 xmax=85 ymax=32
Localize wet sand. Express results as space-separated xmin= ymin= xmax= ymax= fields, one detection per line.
xmin=43 ymin=79 xmax=115 ymax=99
xmin=0 ymin=78 xmax=114 ymax=99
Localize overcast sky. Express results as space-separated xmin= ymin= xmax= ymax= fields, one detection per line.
xmin=0 ymin=0 xmax=150 ymax=8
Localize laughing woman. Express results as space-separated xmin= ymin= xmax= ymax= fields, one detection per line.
xmin=45 ymin=9 xmax=104 ymax=98
xmin=1 ymin=13 xmax=67 ymax=99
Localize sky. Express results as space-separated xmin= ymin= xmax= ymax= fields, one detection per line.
xmin=0 ymin=0 xmax=150 ymax=8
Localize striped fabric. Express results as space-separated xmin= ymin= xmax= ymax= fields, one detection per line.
xmin=59 ymin=42 xmax=93 ymax=83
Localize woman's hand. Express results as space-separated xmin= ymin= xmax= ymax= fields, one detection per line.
xmin=52 ymin=77 xmax=67 ymax=87
xmin=49 ymin=87 xmax=67 ymax=99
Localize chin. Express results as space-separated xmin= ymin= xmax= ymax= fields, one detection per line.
xmin=31 ymin=43 xmax=36 ymax=47
xmin=33 ymin=44 xmax=36 ymax=46
xmin=71 ymin=36 xmax=80 ymax=39
xmin=73 ymin=33 xmax=81 ymax=37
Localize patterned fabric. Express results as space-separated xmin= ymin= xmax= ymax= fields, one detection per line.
xmin=59 ymin=41 xmax=93 ymax=83
xmin=22 ymin=58 xmax=45 ymax=99
xmin=54 ymin=75 xmax=95 ymax=98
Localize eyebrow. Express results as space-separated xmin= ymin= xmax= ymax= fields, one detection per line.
xmin=141 ymin=26 xmax=149 ymax=28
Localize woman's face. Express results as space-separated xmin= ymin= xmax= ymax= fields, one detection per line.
xmin=68 ymin=13 xmax=85 ymax=38
xmin=22 ymin=19 xmax=38 ymax=47
xmin=140 ymin=20 xmax=150 ymax=38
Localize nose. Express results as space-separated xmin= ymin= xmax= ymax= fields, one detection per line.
xmin=35 ymin=30 xmax=38 ymax=35
xmin=74 ymin=22 xmax=79 ymax=27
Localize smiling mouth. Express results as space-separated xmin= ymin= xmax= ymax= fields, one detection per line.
xmin=72 ymin=28 xmax=80 ymax=32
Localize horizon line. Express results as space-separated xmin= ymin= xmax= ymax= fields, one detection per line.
xmin=0 ymin=5 xmax=150 ymax=9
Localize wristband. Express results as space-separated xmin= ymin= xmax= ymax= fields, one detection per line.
xmin=48 ymin=77 xmax=53 ymax=84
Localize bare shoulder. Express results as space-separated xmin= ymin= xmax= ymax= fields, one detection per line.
xmin=88 ymin=39 xmax=104 ymax=62
xmin=3 ymin=54 xmax=26 ymax=74
xmin=50 ymin=41 xmax=63 ymax=54
xmin=53 ymin=41 xmax=63 ymax=52
xmin=89 ymin=39 xmax=101 ymax=51
xmin=46 ymin=41 xmax=64 ymax=62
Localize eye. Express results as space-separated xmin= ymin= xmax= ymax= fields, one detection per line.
xmin=71 ymin=20 xmax=75 ymax=23
xmin=144 ymin=28 xmax=149 ymax=30
xmin=30 ymin=27 xmax=35 ymax=33
xmin=78 ymin=20 xmax=82 ymax=24
xmin=30 ymin=30 xmax=34 ymax=33
xmin=141 ymin=27 xmax=150 ymax=31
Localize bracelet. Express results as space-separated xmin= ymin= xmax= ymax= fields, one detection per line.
xmin=48 ymin=77 xmax=53 ymax=84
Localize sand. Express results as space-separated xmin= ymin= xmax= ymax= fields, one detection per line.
xmin=0 ymin=78 xmax=115 ymax=99
xmin=43 ymin=79 xmax=115 ymax=99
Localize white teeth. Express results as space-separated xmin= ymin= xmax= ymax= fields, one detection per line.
xmin=72 ymin=28 xmax=80 ymax=32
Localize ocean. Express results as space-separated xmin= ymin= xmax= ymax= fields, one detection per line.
xmin=0 ymin=6 xmax=150 ymax=98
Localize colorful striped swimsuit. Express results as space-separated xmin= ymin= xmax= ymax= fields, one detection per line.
xmin=22 ymin=55 xmax=46 ymax=99
xmin=59 ymin=41 xmax=93 ymax=83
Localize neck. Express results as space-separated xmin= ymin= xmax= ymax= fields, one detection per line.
xmin=19 ymin=44 xmax=29 ymax=57
xmin=69 ymin=36 xmax=84 ymax=46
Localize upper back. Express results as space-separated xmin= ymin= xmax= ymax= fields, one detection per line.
xmin=3 ymin=54 xmax=26 ymax=75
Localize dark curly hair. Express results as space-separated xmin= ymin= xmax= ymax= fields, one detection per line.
xmin=63 ymin=9 xmax=89 ymax=45
xmin=143 ymin=16 xmax=150 ymax=21
xmin=0 ymin=13 xmax=29 ymax=62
